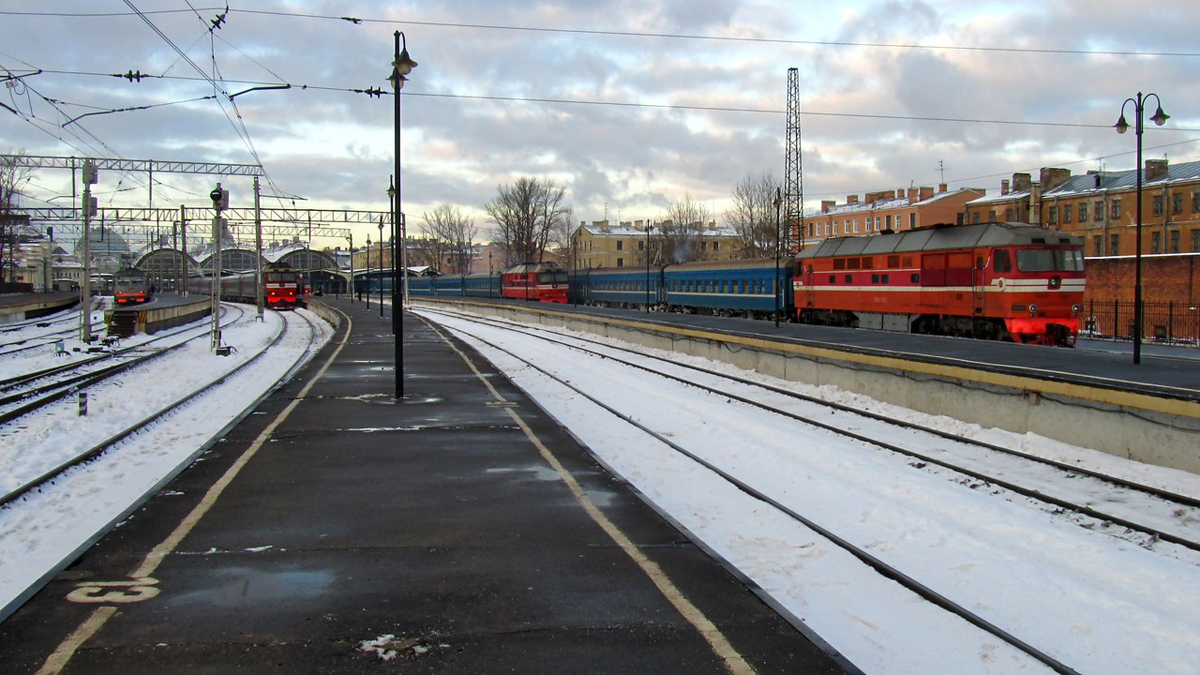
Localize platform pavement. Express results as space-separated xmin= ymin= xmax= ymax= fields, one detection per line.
xmin=0 ymin=296 xmax=853 ymax=674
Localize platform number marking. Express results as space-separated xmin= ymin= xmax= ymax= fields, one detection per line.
xmin=66 ymin=577 xmax=160 ymax=604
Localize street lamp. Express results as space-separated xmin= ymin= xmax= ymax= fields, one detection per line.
xmin=389 ymin=30 xmax=416 ymax=399
xmin=773 ymin=187 xmax=782 ymax=327
xmin=388 ymin=177 xmax=397 ymax=335
xmin=378 ymin=218 xmax=385 ymax=317
xmin=364 ymin=236 xmax=371 ymax=309
xmin=1115 ymin=92 xmax=1169 ymax=364
xmin=645 ymin=223 xmax=653 ymax=312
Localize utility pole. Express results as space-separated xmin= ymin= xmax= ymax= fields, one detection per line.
xmin=179 ymin=204 xmax=188 ymax=296
xmin=79 ymin=160 xmax=97 ymax=343
xmin=254 ymin=176 xmax=263 ymax=320
xmin=210 ymin=183 xmax=228 ymax=351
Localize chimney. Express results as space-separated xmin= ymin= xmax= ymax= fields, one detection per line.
xmin=919 ymin=186 xmax=934 ymax=201
xmin=938 ymin=183 xmax=948 ymax=193
xmin=1000 ymin=180 xmax=1010 ymax=195
xmin=1039 ymin=167 xmax=1071 ymax=192
xmin=907 ymin=187 xmax=919 ymax=204
xmin=1012 ymin=173 xmax=1032 ymax=192
xmin=821 ymin=200 xmax=835 ymax=213
xmin=846 ymin=194 xmax=859 ymax=204
xmin=897 ymin=188 xmax=905 ymax=199
xmin=1145 ymin=159 xmax=1169 ymax=182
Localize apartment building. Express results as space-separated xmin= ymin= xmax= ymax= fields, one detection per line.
xmin=570 ymin=219 xmax=741 ymax=269
xmin=804 ymin=184 xmax=985 ymax=247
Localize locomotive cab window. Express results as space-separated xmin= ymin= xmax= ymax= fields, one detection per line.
xmin=993 ymin=250 xmax=1013 ymax=273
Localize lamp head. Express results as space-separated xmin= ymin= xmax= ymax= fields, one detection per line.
xmin=1113 ymin=113 xmax=1130 ymax=135
xmin=1150 ymin=105 xmax=1170 ymax=126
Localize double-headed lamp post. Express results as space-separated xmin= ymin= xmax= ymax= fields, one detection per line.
xmin=389 ymin=30 xmax=417 ymax=399
xmin=388 ymin=177 xmax=398 ymax=335
xmin=773 ymin=187 xmax=783 ymax=328
xmin=378 ymin=218 xmax=385 ymax=318
xmin=1115 ymin=92 xmax=1169 ymax=365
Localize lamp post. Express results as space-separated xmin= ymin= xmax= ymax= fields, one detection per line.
xmin=773 ymin=187 xmax=782 ymax=328
xmin=365 ymin=236 xmax=371 ymax=309
xmin=645 ymin=223 xmax=652 ymax=312
xmin=388 ymin=177 xmax=397 ymax=335
xmin=389 ymin=30 xmax=416 ymax=399
xmin=378 ymin=218 xmax=385 ymax=317
xmin=1115 ymin=92 xmax=1169 ymax=365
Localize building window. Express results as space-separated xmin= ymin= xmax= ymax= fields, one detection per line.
xmin=1170 ymin=230 xmax=1180 ymax=253
xmin=909 ymin=213 xmax=916 ymax=229
xmin=616 ymin=240 xmax=623 ymax=251
xmin=1193 ymin=192 xmax=1200 ymax=213
xmin=1077 ymin=202 xmax=1086 ymax=222
xmin=617 ymin=258 xmax=623 ymax=267
xmin=1048 ymin=205 xmax=1058 ymax=224
xmin=1093 ymin=235 xmax=1102 ymax=256
xmin=713 ymin=241 xmax=720 ymax=251
xmin=1151 ymin=231 xmax=1161 ymax=254
xmin=1005 ymin=208 xmax=1015 ymax=221
xmin=1094 ymin=201 xmax=1104 ymax=222
xmin=1192 ymin=229 xmax=1200 ymax=252
xmin=1173 ymin=192 xmax=1183 ymax=215
xmin=885 ymin=215 xmax=892 ymax=229
xmin=1063 ymin=203 xmax=1073 ymax=223
xmin=1111 ymin=199 xmax=1122 ymax=219
xmin=833 ymin=222 xmax=839 ymax=235
xmin=972 ymin=212 xmax=981 ymax=224
xmin=1153 ymin=195 xmax=1164 ymax=216
xmin=1110 ymin=233 xmax=1119 ymax=255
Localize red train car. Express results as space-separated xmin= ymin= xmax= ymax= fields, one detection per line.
xmin=502 ymin=262 xmax=569 ymax=303
xmin=264 ymin=265 xmax=300 ymax=308
xmin=114 ymin=269 xmax=152 ymax=305
xmin=794 ymin=222 xmax=1085 ymax=346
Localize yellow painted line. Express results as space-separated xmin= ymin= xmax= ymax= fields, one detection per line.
xmin=414 ymin=297 xmax=1200 ymax=421
xmin=419 ymin=315 xmax=756 ymax=675
xmin=36 ymin=308 xmax=354 ymax=675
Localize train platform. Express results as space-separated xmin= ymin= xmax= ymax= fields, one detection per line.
xmin=0 ymin=291 xmax=78 ymax=322
xmin=0 ymin=296 xmax=852 ymax=674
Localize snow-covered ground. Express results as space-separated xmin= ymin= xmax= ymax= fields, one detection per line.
xmin=417 ymin=306 xmax=1200 ymax=675
xmin=0 ymin=303 xmax=332 ymax=621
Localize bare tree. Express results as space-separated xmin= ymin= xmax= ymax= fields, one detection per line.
xmin=485 ymin=177 xmax=570 ymax=267
xmin=420 ymin=204 xmax=476 ymax=274
xmin=724 ymin=172 xmax=779 ymax=258
xmin=1 ymin=153 xmax=33 ymax=283
xmin=661 ymin=193 xmax=711 ymax=263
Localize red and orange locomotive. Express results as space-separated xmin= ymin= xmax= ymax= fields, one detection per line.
xmin=794 ymin=222 xmax=1085 ymax=346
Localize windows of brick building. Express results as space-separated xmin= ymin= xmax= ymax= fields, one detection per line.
xmin=1172 ymin=192 xmax=1183 ymax=215
xmin=1063 ymin=204 xmax=1073 ymax=223
xmin=1048 ymin=205 xmax=1058 ymax=224
xmin=1093 ymin=235 xmax=1102 ymax=256
xmin=1169 ymin=230 xmax=1180 ymax=253
xmin=1153 ymin=194 xmax=1164 ymax=216
xmin=1077 ymin=202 xmax=1086 ymax=222
xmin=1151 ymin=231 xmax=1161 ymax=254
xmin=1111 ymin=199 xmax=1121 ymax=219
xmin=1094 ymin=201 xmax=1104 ymax=222
xmin=1192 ymin=192 xmax=1200 ymax=213
xmin=1110 ymin=233 xmax=1120 ymax=256
xmin=1192 ymin=229 xmax=1200 ymax=252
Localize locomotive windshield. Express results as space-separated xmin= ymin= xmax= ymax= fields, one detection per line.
xmin=1016 ymin=248 xmax=1084 ymax=272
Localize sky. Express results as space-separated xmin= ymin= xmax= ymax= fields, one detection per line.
xmin=4 ymin=299 xmax=1200 ymax=673
xmin=2 ymin=1 xmax=1198 ymax=249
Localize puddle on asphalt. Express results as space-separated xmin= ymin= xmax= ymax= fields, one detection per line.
xmin=486 ymin=465 xmax=562 ymax=482
xmin=171 ymin=567 xmax=334 ymax=608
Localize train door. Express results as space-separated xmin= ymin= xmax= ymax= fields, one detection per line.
xmin=971 ymin=251 xmax=986 ymax=317
xmin=919 ymin=253 xmax=947 ymax=309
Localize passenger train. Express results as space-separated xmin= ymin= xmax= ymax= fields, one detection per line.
xmin=406 ymin=223 xmax=1086 ymax=346
xmin=185 ymin=263 xmax=304 ymax=309
xmin=114 ymin=268 xmax=154 ymax=305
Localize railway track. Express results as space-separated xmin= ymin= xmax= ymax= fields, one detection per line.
xmin=0 ymin=306 xmax=315 ymax=509
xmin=416 ymin=306 xmax=1200 ymax=675
xmin=0 ymin=310 xmax=107 ymax=356
xmin=0 ymin=305 xmax=248 ymax=425
xmin=423 ymin=306 xmax=1200 ymax=553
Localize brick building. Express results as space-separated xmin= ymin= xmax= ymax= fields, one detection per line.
xmin=804 ymin=185 xmax=985 ymax=247
xmin=570 ymin=220 xmax=741 ymax=269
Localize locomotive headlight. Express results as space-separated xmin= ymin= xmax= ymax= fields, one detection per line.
xmin=1028 ymin=303 xmax=1038 ymax=316
xmin=1071 ymin=304 xmax=1081 ymax=316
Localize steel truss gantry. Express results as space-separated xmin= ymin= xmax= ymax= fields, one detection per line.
xmin=1 ymin=154 xmax=265 ymax=177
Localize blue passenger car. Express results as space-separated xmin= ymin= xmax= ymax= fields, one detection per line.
xmin=662 ymin=258 xmax=794 ymax=318
xmin=577 ymin=266 xmax=663 ymax=308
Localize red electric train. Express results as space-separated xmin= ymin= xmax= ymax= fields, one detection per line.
xmin=501 ymin=262 xmax=569 ymax=303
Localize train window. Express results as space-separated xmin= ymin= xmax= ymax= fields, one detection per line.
xmin=833 ymin=258 xmax=846 ymax=271
xmin=993 ymin=250 xmax=1012 ymax=273
xmin=845 ymin=274 xmax=852 ymax=284
xmin=881 ymin=274 xmax=889 ymax=283
xmin=1016 ymin=249 xmax=1055 ymax=272
xmin=887 ymin=255 xmax=900 ymax=269
xmin=1055 ymin=249 xmax=1085 ymax=271
xmin=862 ymin=257 xmax=874 ymax=269
xmin=903 ymin=257 xmax=913 ymax=267
xmin=829 ymin=275 xmax=836 ymax=284
xmin=847 ymin=258 xmax=861 ymax=270
xmin=871 ymin=274 xmax=879 ymax=284
xmin=911 ymin=274 xmax=920 ymax=283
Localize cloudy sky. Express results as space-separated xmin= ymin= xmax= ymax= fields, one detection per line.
xmin=2 ymin=1 xmax=1197 ymax=248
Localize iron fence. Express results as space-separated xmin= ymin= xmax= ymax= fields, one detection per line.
xmin=1081 ymin=300 xmax=1200 ymax=346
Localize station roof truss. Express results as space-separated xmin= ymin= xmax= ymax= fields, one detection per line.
xmin=18 ymin=207 xmax=382 ymax=240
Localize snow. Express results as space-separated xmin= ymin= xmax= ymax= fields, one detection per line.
xmin=416 ymin=306 xmax=1200 ymax=675
xmin=3 ymin=300 xmax=1199 ymax=675
xmin=0 ymin=302 xmax=331 ymax=620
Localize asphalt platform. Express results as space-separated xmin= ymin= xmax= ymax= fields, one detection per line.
xmin=0 ymin=295 xmax=852 ymax=674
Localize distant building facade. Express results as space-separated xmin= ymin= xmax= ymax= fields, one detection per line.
xmin=570 ymin=219 xmax=741 ymax=269
xmin=804 ymin=185 xmax=985 ymax=246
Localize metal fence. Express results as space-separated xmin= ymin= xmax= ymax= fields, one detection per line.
xmin=1081 ymin=300 xmax=1200 ymax=346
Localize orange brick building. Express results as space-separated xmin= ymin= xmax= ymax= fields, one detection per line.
xmin=803 ymin=184 xmax=985 ymax=249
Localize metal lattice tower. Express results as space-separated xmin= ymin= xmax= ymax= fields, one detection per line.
xmin=784 ymin=67 xmax=804 ymax=252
